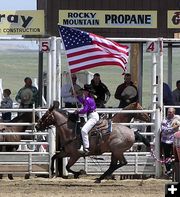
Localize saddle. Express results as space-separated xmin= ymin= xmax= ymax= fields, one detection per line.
xmin=90 ymin=119 xmax=110 ymax=136
xmin=67 ymin=113 xmax=112 ymax=153
xmin=68 ymin=112 xmax=111 ymax=137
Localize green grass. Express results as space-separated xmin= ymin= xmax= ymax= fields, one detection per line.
xmin=0 ymin=50 xmax=39 ymax=100
xmin=0 ymin=46 xmax=179 ymax=108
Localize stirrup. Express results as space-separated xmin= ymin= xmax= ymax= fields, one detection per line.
xmin=78 ymin=146 xmax=90 ymax=155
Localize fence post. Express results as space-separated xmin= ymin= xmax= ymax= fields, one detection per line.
xmin=62 ymin=158 xmax=68 ymax=176
xmin=155 ymin=108 xmax=162 ymax=177
xmin=0 ymin=78 xmax=3 ymax=102
xmin=48 ymin=127 xmax=56 ymax=177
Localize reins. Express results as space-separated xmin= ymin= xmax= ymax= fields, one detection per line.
xmin=57 ymin=121 xmax=67 ymax=127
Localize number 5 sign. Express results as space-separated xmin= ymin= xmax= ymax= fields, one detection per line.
xmin=146 ymin=41 xmax=158 ymax=53
xmin=39 ymin=40 xmax=50 ymax=52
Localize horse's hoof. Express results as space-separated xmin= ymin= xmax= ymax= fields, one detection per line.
xmin=25 ymin=174 xmax=30 ymax=179
xmin=79 ymin=169 xmax=86 ymax=175
xmin=62 ymin=175 xmax=69 ymax=179
xmin=94 ymin=178 xmax=101 ymax=183
xmin=74 ymin=173 xmax=80 ymax=179
xmin=8 ymin=174 xmax=14 ymax=180
xmin=50 ymin=172 xmax=56 ymax=178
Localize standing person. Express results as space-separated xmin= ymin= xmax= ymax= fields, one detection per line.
xmin=0 ymin=89 xmax=13 ymax=122
xmin=91 ymin=73 xmax=111 ymax=108
xmin=163 ymin=82 xmax=174 ymax=106
xmin=61 ymin=73 xmax=82 ymax=108
xmin=76 ymin=84 xmax=99 ymax=155
xmin=15 ymin=77 xmax=39 ymax=108
xmin=172 ymin=80 xmax=180 ymax=115
xmin=161 ymin=107 xmax=180 ymax=177
xmin=114 ymin=73 xmax=138 ymax=108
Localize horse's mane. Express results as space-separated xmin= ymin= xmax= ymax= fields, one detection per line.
xmin=123 ymin=102 xmax=139 ymax=110
xmin=57 ymin=109 xmax=69 ymax=118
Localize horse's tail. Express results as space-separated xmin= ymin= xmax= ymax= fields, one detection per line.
xmin=134 ymin=131 xmax=150 ymax=147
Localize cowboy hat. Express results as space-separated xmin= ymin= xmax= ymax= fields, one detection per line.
xmin=80 ymin=84 xmax=95 ymax=93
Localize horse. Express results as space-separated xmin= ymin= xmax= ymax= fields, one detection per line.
xmin=35 ymin=103 xmax=150 ymax=183
xmin=0 ymin=112 xmax=39 ymax=180
xmin=112 ymin=102 xmax=151 ymax=149
xmin=112 ymin=102 xmax=150 ymax=123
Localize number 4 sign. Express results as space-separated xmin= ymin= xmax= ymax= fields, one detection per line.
xmin=39 ymin=40 xmax=50 ymax=52
xmin=146 ymin=41 xmax=159 ymax=53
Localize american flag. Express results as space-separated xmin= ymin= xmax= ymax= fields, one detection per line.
xmin=58 ymin=25 xmax=129 ymax=73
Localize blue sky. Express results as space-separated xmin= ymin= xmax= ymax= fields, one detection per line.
xmin=0 ymin=0 xmax=36 ymax=10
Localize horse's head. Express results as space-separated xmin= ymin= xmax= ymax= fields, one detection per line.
xmin=36 ymin=107 xmax=56 ymax=131
xmin=124 ymin=102 xmax=151 ymax=122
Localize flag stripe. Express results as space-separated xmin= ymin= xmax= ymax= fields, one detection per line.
xmin=70 ymin=61 xmax=127 ymax=73
xmin=90 ymin=33 xmax=129 ymax=55
xmin=67 ymin=46 xmax=129 ymax=63
xmin=58 ymin=25 xmax=129 ymax=73
xmin=67 ymin=45 xmax=128 ymax=64
xmin=68 ymin=54 xmax=127 ymax=66
xmin=68 ymin=57 xmax=125 ymax=70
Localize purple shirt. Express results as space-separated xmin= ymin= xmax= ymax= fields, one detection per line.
xmin=77 ymin=96 xmax=96 ymax=114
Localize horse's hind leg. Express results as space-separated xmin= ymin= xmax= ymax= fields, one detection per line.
xmin=95 ymin=154 xmax=127 ymax=183
xmin=66 ymin=157 xmax=86 ymax=179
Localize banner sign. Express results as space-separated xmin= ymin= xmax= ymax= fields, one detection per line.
xmin=0 ymin=10 xmax=44 ymax=35
xmin=167 ymin=10 xmax=180 ymax=28
xmin=59 ymin=10 xmax=157 ymax=28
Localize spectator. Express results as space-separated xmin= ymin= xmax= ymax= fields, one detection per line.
xmin=172 ymin=80 xmax=180 ymax=115
xmin=15 ymin=77 xmax=38 ymax=108
xmin=114 ymin=73 xmax=138 ymax=108
xmin=61 ymin=73 xmax=82 ymax=108
xmin=0 ymin=89 xmax=13 ymax=122
xmin=161 ymin=107 xmax=180 ymax=178
xmin=91 ymin=73 xmax=111 ymax=108
xmin=163 ymin=82 xmax=174 ymax=106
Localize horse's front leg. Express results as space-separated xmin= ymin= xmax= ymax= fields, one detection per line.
xmin=66 ymin=156 xmax=86 ymax=179
xmin=50 ymin=151 xmax=67 ymax=177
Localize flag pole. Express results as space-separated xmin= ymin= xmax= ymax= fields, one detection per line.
xmin=68 ymin=72 xmax=79 ymax=110
xmin=58 ymin=26 xmax=79 ymax=110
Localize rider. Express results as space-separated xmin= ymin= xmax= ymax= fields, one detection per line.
xmin=75 ymin=84 xmax=99 ymax=155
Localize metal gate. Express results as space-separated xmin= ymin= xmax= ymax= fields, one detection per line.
xmin=0 ymin=108 xmax=56 ymax=177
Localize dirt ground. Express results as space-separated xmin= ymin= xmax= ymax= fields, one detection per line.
xmin=0 ymin=176 xmax=171 ymax=197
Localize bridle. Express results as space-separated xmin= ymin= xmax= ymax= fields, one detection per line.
xmin=37 ymin=111 xmax=55 ymax=129
xmin=37 ymin=110 xmax=67 ymax=129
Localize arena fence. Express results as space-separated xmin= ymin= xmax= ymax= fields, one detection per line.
xmin=0 ymin=108 xmax=56 ymax=178
xmin=0 ymin=108 xmax=161 ymax=178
